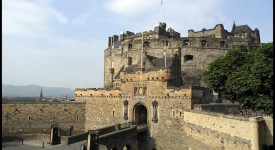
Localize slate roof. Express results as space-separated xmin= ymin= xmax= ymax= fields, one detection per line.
xmin=146 ymin=55 xmax=173 ymax=69
xmin=115 ymin=54 xmax=174 ymax=79
xmin=233 ymin=25 xmax=252 ymax=33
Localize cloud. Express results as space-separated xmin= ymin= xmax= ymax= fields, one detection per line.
xmin=104 ymin=0 xmax=157 ymax=16
xmin=3 ymin=0 xmax=68 ymax=37
xmin=104 ymin=0 xmax=231 ymax=36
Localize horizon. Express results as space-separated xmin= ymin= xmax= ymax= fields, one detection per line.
xmin=3 ymin=0 xmax=273 ymax=89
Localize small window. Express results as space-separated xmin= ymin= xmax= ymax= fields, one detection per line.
xmin=201 ymin=40 xmax=207 ymax=47
xmin=166 ymin=40 xmax=169 ymax=46
xmin=152 ymin=100 xmax=158 ymax=123
xmin=144 ymin=41 xmax=150 ymax=48
xmin=183 ymin=40 xmax=189 ymax=46
xmin=184 ymin=55 xmax=193 ymax=62
xmin=128 ymin=44 xmax=132 ymax=50
xmin=220 ymin=41 xmax=226 ymax=47
xmin=128 ymin=57 xmax=132 ymax=65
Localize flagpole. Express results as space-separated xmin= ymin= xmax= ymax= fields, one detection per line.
xmin=161 ymin=0 xmax=163 ymax=22
xmin=141 ymin=32 xmax=143 ymax=68
xmin=164 ymin=47 xmax=167 ymax=68
xmin=165 ymin=50 xmax=166 ymax=67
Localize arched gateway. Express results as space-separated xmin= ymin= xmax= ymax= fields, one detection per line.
xmin=133 ymin=103 xmax=147 ymax=125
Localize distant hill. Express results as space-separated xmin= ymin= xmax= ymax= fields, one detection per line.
xmin=2 ymin=84 xmax=74 ymax=97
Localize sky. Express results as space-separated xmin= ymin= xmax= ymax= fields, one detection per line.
xmin=2 ymin=0 xmax=273 ymax=90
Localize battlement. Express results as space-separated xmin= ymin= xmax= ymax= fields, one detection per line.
xmin=108 ymin=22 xmax=180 ymax=49
xmin=75 ymin=88 xmax=122 ymax=98
xmin=120 ymin=68 xmax=172 ymax=82
xmin=188 ymin=24 xmax=231 ymax=38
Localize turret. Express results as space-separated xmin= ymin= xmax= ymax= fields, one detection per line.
xmin=108 ymin=35 xmax=119 ymax=47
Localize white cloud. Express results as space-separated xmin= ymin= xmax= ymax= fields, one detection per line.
xmin=72 ymin=5 xmax=98 ymax=26
xmin=104 ymin=0 xmax=157 ymax=16
xmin=104 ymin=0 xmax=232 ymax=36
xmin=3 ymin=0 xmax=68 ymax=37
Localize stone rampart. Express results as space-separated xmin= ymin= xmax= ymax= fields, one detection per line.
xmin=193 ymin=103 xmax=240 ymax=114
xmin=183 ymin=110 xmax=272 ymax=150
xmin=2 ymin=102 xmax=86 ymax=136
xmin=120 ymin=68 xmax=172 ymax=82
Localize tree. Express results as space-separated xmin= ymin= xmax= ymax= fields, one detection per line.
xmin=203 ymin=43 xmax=273 ymax=114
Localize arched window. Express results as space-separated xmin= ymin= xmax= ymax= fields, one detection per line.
xmin=152 ymin=100 xmax=158 ymax=123
xmin=123 ymin=100 xmax=128 ymax=120
xmin=184 ymin=55 xmax=193 ymax=62
xmin=128 ymin=44 xmax=132 ymax=50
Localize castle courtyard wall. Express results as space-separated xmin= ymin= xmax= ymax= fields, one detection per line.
xmin=183 ymin=110 xmax=273 ymax=150
xmin=2 ymin=102 xmax=86 ymax=136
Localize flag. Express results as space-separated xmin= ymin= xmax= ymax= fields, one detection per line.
xmin=161 ymin=0 xmax=163 ymax=6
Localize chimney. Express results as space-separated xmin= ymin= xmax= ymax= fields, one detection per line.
xmin=108 ymin=37 xmax=112 ymax=47
xmin=113 ymin=35 xmax=119 ymax=44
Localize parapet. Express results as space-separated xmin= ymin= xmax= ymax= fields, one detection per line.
xmin=120 ymin=68 xmax=172 ymax=82
xmin=188 ymin=24 xmax=229 ymax=38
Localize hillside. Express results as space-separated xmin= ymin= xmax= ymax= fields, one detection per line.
xmin=2 ymin=84 xmax=74 ymax=97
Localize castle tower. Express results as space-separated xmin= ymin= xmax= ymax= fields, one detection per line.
xmin=40 ymin=88 xmax=43 ymax=101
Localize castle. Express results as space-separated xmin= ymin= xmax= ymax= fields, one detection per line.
xmin=2 ymin=22 xmax=272 ymax=150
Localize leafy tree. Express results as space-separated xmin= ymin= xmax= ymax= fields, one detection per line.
xmin=203 ymin=43 xmax=273 ymax=114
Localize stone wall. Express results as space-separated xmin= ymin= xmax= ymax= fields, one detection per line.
xmin=193 ymin=103 xmax=240 ymax=114
xmin=188 ymin=24 xmax=229 ymax=38
xmin=183 ymin=110 xmax=272 ymax=150
xmin=181 ymin=47 xmax=228 ymax=86
xmin=2 ymin=102 xmax=86 ymax=136
xmin=263 ymin=116 xmax=273 ymax=146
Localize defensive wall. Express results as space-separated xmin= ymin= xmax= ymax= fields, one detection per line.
xmin=2 ymin=101 xmax=273 ymax=150
xmin=2 ymin=102 xmax=86 ymax=136
xmin=183 ymin=110 xmax=273 ymax=150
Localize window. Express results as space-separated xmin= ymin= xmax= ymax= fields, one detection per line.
xmin=128 ymin=44 xmax=132 ymax=50
xmin=123 ymin=100 xmax=128 ymax=120
xmin=144 ymin=41 xmax=150 ymax=48
xmin=128 ymin=57 xmax=132 ymax=65
xmin=201 ymin=40 xmax=207 ymax=47
xmin=220 ymin=41 xmax=226 ymax=48
xmin=152 ymin=100 xmax=158 ymax=123
xmin=184 ymin=55 xmax=193 ymax=62
xmin=166 ymin=40 xmax=169 ymax=46
xmin=183 ymin=40 xmax=189 ymax=46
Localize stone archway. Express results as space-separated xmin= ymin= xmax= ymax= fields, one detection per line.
xmin=133 ymin=103 xmax=147 ymax=125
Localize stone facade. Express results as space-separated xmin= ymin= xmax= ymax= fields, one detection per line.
xmin=2 ymin=102 xmax=86 ymax=136
xmin=73 ymin=22 xmax=270 ymax=150
xmin=104 ymin=22 xmax=260 ymax=87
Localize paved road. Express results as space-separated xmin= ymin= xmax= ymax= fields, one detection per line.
xmin=2 ymin=140 xmax=87 ymax=150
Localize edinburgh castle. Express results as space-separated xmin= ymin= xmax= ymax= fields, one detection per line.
xmin=2 ymin=22 xmax=272 ymax=150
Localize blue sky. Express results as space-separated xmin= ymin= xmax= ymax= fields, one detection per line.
xmin=3 ymin=0 xmax=273 ymax=89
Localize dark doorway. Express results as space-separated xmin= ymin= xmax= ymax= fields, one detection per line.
xmin=134 ymin=104 xmax=147 ymax=125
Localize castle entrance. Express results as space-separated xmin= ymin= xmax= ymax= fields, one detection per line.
xmin=133 ymin=103 xmax=147 ymax=125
